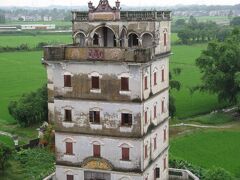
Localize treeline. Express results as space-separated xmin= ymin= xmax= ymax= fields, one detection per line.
xmin=174 ymin=16 xmax=233 ymax=44
xmin=0 ymin=42 xmax=50 ymax=53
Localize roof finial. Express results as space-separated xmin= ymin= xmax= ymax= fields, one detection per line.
xmin=116 ymin=0 xmax=120 ymax=9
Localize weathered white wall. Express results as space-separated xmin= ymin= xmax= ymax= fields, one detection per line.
xmin=56 ymin=165 xmax=143 ymax=180
xmin=55 ymin=132 xmax=142 ymax=170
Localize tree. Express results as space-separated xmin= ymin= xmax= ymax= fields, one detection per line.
xmin=169 ymin=68 xmax=182 ymax=116
xmin=8 ymin=85 xmax=48 ymax=127
xmin=230 ymin=17 xmax=240 ymax=26
xmin=0 ymin=143 xmax=12 ymax=170
xmin=175 ymin=19 xmax=186 ymax=27
xmin=204 ymin=168 xmax=233 ymax=180
xmin=0 ymin=14 xmax=5 ymax=24
xmin=195 ymin=29 xmax=240 ymax=105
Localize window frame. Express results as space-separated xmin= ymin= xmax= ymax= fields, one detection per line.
xmin=121 ymin=77 xmax=129 ymax=91
xmin=121 ymin=113 xmax=133 ymax=127
xmin=65 ymin=109 xmax=72 ymax=122
xmin=93 ymin=144 xmax=101 ymax=157
xmin=89 ymin=111 xmax=100 ymax=124
xmin=65 ymin=142 xmax=73 ymax=155
xmin=91 ymin=76 xmax=100 ymax=89
xmin=121 ymin=147 xmax=130 ymax=161
xmin=64 ymin=75 xmax=72 ymax=88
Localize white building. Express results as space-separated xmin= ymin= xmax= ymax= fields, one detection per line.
xmin=43 ymin=0 xmax=171 ymax=179
xmin=21 ymin=24 xmax=55 ymax=30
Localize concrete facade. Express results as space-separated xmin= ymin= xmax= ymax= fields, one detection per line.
xmin=43 ymin=0 xmax=171 ymax=179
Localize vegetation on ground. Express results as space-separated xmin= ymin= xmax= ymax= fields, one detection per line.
xmin=0 ymin=136 xmax=14 ymax=148
xmin=0 ymin=148 xmax=55 ymax=180
xmin=170 ymin=130 xmax=240 ymax=177
xmin=0 ymin=143 xmax=12 ymax=170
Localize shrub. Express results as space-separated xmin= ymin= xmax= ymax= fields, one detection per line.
xmin=204 ymin=168 xmax=234 ymax=180
xmin=0 ymin=143 xmax=12 ymax=170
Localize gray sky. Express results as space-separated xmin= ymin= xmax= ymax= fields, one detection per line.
xmin=0 ymin=0 xmax=239 ymax=7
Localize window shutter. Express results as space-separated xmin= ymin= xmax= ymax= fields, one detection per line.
xmin=164 ymin=128 xmax=167 ymax=142
xmin=145 ymin=145 xmax=148 ymax=159
xmin=162 ymin=69 xmax=165 ymax=82
xmin=164 ymin=157 xmax=167 ymax=170
xmin=154 ymin=105 xmax=157 ymax=118
xmin=161 ymin=100 xmax=164 ymax=113
xmin=92 ymin=76 xmax=99 ymax=89
xmin=67 ymin=175 xmax=74 ymax=180
xmin=128 ymin=114 xmax=132 ymax=126
xmin=122 ymin=147 xmax=129 ymax=160
xmin=66 ymin=142 xmax=73 ymax=155
xmin=95 ymin=111 xmax=100 ymax=123
xmin=64 ymin=75 xmax=71 ymax=87
xmin=121 ymin=77 xmax=129 ymax=91
xmin=144 ymin=76 xmax=148 ymax=90
xmin=93 ymin=144 xmax=101 ymax=157
xmin=145 ymin=111 xmax=148 ymax=124
xmin=154 ymin=72 xmax=157 ymax=85
xmin=164 ymin=33 xmax=167 ymax=46
xmin=154 ymin=137 xmax=157 ymax=150
xmin=89 ymin=111 xmax=93 ymax=122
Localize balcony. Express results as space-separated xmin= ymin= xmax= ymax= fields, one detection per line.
xmin=72 ymin=10 xmax=171 ymax=22
xmin=43 ymin=45 xmax=154 ymax=63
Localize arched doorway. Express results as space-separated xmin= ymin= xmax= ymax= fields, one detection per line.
xmin=92 ymin=26 xmax=117 ymax=47
xmin=128 ymin=33 xmax=139 ymax=48
xmin=120 ymin=28 xmax=127 ymax=48
xmin=75 ymin=32 xmax=86 ymax=47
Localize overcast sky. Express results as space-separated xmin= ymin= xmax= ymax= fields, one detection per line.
xmin=0 ymin=0 xmax=239 ymax=7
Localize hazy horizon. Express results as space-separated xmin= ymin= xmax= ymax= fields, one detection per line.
xmin=0 ymin=0 xmax=239 ymax=7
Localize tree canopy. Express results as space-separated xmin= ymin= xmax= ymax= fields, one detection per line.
xmin=230 ymin=17 xmax=240 ymax=26
xmin=8 ymin=85 xmax=48 ymax=127
xmin=196 ymin=29 xmax=240 ymax=104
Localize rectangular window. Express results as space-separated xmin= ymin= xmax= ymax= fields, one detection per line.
xmin=145 ymin=111 xmax=148 ymax=124
xmin=154 ymin=137 xmax=157 ymax=150
xmin=122 ymin=147 xmax=130 ymax=161
xmin=144 ymin=76 xmax=148 ymax=90
xmin=92 ymin=76 xmax=99 ymax=89
xmin=164 ymin=128 xmax=167 ymax=142
xmin=66 ymin=142 xmax=73 ymax=155
xmin=161 ymin=69 xmax=165 ymax=82
xmin=164 ymin=33 xmax=167 ymax=46
xmin=155 ymin=167 xmax=160 ymax=178
xmin=144 ymin=145 xmax=148 ymax=159
xmin=121 ymin=77 xmax=129 ymax=91
xmin=161 ymin=100 xmax=164 ymax=113
xmin=154 ymin=105 xmax=157 ymax=119
xmin=93 ymin=144 xmax=101 ymax=157
xmin=154 ymin=72 xmax=157 ymax=85
xmin=64 ymin=75 xmax=72 ymax=87
xmin=121 ymin=113 xmax=132 ymax=126
xmin=67 ymin=174 xmax=74 ymax=180
xmin=89 ymin=111 xmax=100 ymax=124
xmin=164 ymin=157 xmax=167 ymax=170
xmin=65 ymin=109 xmax=72 ymax=122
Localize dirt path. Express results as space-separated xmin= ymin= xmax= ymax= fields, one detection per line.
xmin=171 ymin=123 xmax=233 ymax=129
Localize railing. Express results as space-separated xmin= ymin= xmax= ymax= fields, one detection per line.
xmin=44 ymin=46 xmax=154 ymax=63
xmin=169 ymin=168 xmax=200 ymax=180
xmin=42 ymin=172 xmax=56 ymax=180
xmin=73 ymin=10 xmax=171 ymax=21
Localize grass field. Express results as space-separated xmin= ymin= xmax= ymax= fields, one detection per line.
xmin=5 ymin=20 xmax=72 ymax=27
xmin=170 ymin=44 xmax=228 ymax=118
xmin=0 ymin=135 xmax=14 ymax=147
xmin=170 ymin=130 xmax=240 ymax=176
xmin=0 ymin=51 xmax=46 ymax=124
xmin=173 ymin=16 xmax=230 ymax=25
xmin=0 ymin=34 xmax=72 ymax=48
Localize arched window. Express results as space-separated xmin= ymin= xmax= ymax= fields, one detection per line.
xmin=128 ymin=33 xmax=139 ymax=47
xmin=142 ymin=33 xmax=153 ymax=48
xmin=120 ymin=29 xmax=127 ymax=48
xmin=75 ymin=32 xmax=85 ymax=47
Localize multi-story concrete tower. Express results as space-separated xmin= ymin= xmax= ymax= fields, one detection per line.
xmin=43 ymin=1 xmax=171 ymax=179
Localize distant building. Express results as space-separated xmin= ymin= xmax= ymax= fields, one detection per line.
xmin=43 ymin=16 xmax=52 ymax=22
xmin=21 ymin=24 xmax=55 ymax=30
xmin=43 ymin=0 xmax=171 ymax=179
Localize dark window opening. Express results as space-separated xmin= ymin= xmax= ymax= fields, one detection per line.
xmin=145 ymin=111 xmax=148 ymax=124
xmin=164 ymin=33 xmax=167 ymax=46
xmin=128 ymin=33 xmax=139 ymax=47
xmin=65 ymin=109 xmax=72 ymax=122
xmin=67 ymin=174 xmax=74 ymax=180
xmin=154 ymin=137 xmax=157 ymax=150
xmin=64 ymin=75 xmax=71 ymax=87
xmin=121 ymin=77 xmax=129 ymax=91
xmin=162 ymin=69 xmax=165 ymax=82
xmin=93 ymin=144 xmax=101 ymax=157
xmin=92 ymin=76 xmax=100 ymax=89
xmin=144 ymin=145 xmax=148 ymax=159
xmin=121 ymin=113 xmax=132 ymax=126
xmin=154 ymin=105 xmax=157 ymax=118
xmin=66 ymin=142 xmax=73 ymax=155
xmin=164 ymin=128 xmax=167 ymax=142
xmin=154 ymin=72 xmax=157 ymax=85
xmin=93 ymin=33 xmax=99 ymax=45
xmin=144 ymin=76 xmax=148 ymax=90
xmin=155 ymin=167 xmax=160 ymax=179
xmin=89 ymin=111 xmax=100 ymax=124
xmin=122 ymin=147 xmax=130 ymax=161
